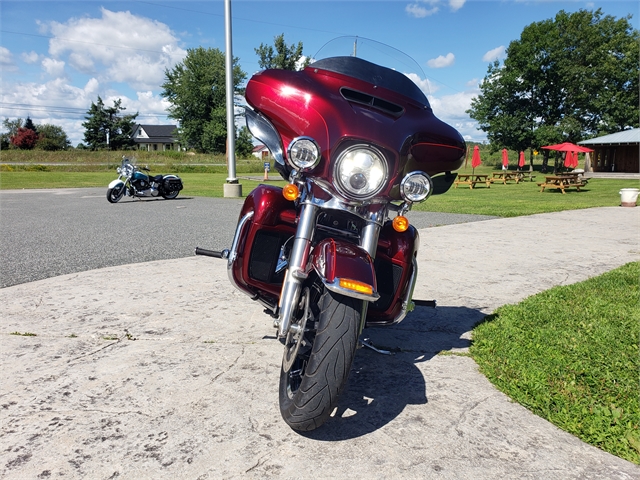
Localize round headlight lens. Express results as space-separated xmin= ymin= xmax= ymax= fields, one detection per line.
xmin=400 ymin=171 xmax=433 ymax=203
xmin=335 ymin=146 xmax=388 ymax=199
xmin=287 ymin=137 xmax=321 ymax=170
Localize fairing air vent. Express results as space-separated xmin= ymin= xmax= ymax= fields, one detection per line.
xmin=340 ymin=88 xmax=404 ymax=117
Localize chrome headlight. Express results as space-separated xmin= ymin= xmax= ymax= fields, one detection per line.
xmin=334 ymin=145 xmax=388 ymax=199
xmin=400 ymin=171 xmax=433 ymax=203
xmin=287 ymin=137 xmax=321 ymax=170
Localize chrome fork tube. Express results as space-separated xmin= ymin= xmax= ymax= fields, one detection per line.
xmin=276 ymin=202 xmax=318 ymax=338
xmin=360 ymin=206 xmax=386 ymax=258
xmin=358 ymin=215 xmax=383 ymax=333
xmin=360 ymin=222 xmax=381 ymax=259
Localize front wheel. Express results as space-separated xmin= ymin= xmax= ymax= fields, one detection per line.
xmin=279 ymin=279 xmax=362 ymax=431
xmin=106 ymin=185 xmax=125 ymax=203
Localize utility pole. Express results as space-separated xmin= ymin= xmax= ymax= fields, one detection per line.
xmin=223 ymin=0 xmax=242 ymax=197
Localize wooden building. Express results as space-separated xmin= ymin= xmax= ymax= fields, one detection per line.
xmin=579 ymin=129 xmax=639 ymax=173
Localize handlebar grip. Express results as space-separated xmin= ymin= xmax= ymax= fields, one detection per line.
xmin=195 ymin=247 xmax=228 ymax=259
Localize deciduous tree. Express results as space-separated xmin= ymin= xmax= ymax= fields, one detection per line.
xmin=468 ymin=8 xmax=639 ymax=169
xmin=10 ymin=127 xmax=39 ymax=150
xmin=36 ymin=124 xmax=71 ymax=151
xmin=255 ymin=33 xmax=308 ymax=71
xmin=161 ymin=47 xmax=246 ymax=154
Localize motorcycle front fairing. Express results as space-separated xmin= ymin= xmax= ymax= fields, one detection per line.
xmin=245 ymin=56 xmax=466 ymax=192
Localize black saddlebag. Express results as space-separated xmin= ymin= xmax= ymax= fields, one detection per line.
xmin=163 ymin=177 xmax=183 ymax=191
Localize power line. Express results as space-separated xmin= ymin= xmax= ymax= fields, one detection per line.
xmin=0 ymin=103 xmax=169 ymax=119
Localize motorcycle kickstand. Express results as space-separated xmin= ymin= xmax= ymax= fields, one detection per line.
xmin=360 ymin=338 xmax=393 ymax=355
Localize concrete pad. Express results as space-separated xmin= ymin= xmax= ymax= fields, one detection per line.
xmin=1 ymin=207 xmax=639 ymax=479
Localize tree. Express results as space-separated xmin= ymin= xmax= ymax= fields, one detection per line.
xmin=24 ymin=117 xmax=38 ymax=134
xmin=10 ymin=127 xmax=39 ymax=150
xmin=82 ymin=96 xmax=138 ymax=150
xmin=255 ymin=33 xmax=309 ymax=71
xmin=1 ymin=118 xmax=23 ymax=149
xmin=468 ymin=9 xmax=639 ymax=169
xmin=235 ymin=126 xmax=255 ymax=158
xmin=36 ymin=124 xmax=71 ymax=151
xmin=161 ymin=47 xmax=246 ymax=154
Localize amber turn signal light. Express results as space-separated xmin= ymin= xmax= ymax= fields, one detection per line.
xmin=392 ymin=215 xmax=409 ymax=232
xmin=282 ymin=183 xmax=300 ymax=201
xmin=338 ymin=278 xmax=374 ymax=296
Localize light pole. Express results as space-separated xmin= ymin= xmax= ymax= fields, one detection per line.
xmin=223 ymin=0 xmax=242 ymax=197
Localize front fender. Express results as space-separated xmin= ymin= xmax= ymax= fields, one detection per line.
xmin=108 ymin=179 xmax=125 ymax=189
xmin=311 ymin=238 xmax=379 ymax=302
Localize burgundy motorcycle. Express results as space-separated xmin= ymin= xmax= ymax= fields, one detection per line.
xmin=197 ymin=37 xmax=465 ymax=431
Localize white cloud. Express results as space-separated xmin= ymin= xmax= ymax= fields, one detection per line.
xmin=406 ymin=0 xmax=465 ymax=17
xmin=22 ymin=51 xmax=40 ymax=64
xmin=482 ymin=46 xmax=506 ymax=62
xmin=427 ymin=53 xmax=455 ymax=68
xmin=405 ymin=72 xmax=439 ymax=95
xmin=427 ymin=89 xmax=488 ymax=141
xmin=449 ymin=0 xmax=466 ymax=11
xmin=0 ymin=47 xmax=18 ymax=72
xmin=0 ymin=77 xmax=103 ymax=145
xmin=42 ymin=58 xmax=66 ymax=78
xmin=406 ymin=2 xmax=439 ymax=18
xmin=44 ymin=7 xmax=187 ymax=90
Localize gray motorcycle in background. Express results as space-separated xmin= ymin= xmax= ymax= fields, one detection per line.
xmin=107 ymin=156 xmax=183 ymax=203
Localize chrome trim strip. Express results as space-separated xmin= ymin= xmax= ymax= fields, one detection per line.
xmin=244 ymin=107 xmax=285 ymax=167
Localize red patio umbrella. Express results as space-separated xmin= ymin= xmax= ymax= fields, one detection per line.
xmin=501 ymin=149 xmax=509 ymax=169
xmin=541 ymin=142 xmax=594 ymax=153
xmin=518 ymin=151 xmax=525 ymax=169
xmin=564 ymin=151 xmax=574 ymax=168
xmin=471 ymin=145 xmax=481 ymax=173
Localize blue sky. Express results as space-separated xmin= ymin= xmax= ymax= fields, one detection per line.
xmin=1 ymin=0 xmax=638 ymax=146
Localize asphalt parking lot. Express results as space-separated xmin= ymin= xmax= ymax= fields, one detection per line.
xmin=0 ymin=187 xmax=497 ymax=287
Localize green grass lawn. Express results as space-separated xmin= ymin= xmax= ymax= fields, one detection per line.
xmin=414 ymin=174 xmax=637 ymax=217
xmin=470 ymin=262 xmax=640 ymax=464
xmin=1 ymin=167 xmax=637 ymax=217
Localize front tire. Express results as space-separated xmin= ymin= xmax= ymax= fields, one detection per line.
xmin=107 ymin=185 xmax=124 ymax=203
xmin=279 ymin=279 xmax=362 ymax=431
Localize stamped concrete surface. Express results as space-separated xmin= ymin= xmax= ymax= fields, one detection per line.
xmin=1 ymin=206 xmax=639 ymax=479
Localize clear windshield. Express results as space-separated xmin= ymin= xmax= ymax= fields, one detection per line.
xmin=311 ymin=36 xmax=430 ymax=98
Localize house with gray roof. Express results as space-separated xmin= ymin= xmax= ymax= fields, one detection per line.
xmin=579 ymin=129 xmax=639 ymax=173
xmin=132 ymin=124 xmax=180 ymax=151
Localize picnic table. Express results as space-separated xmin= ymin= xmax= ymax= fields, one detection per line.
xmin=538 ymin=175 xmax=587 ymax=194
xmin=489 ymin=172 xmax=527 ymax=184
xmin=516 ymin=171 xmax=537 ymax=182
xmin=454 ymin=173 xmax=490 ymax=189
